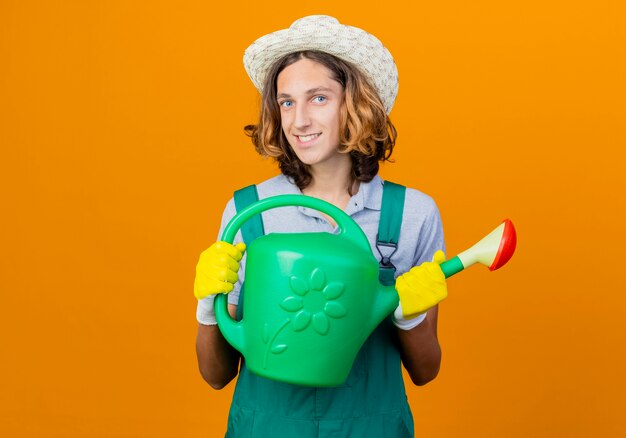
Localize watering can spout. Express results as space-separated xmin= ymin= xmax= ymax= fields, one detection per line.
xmin=440 ymin=219 xmax=517 ymax=278
xmin=374 ymin=284 xmax=400 ymax=327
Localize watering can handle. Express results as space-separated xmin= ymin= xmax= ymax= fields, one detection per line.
xmin=220 ymin=194 xmax=371 ymax=252
xmin=214 ymin=194 xmax=373 ymax=354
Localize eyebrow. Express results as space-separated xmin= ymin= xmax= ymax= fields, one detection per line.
xmin=276 ymin=87 xmax=335 ymax=99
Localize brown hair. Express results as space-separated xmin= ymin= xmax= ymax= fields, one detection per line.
xmin=244 ymin=50 xmax=396 ymax=191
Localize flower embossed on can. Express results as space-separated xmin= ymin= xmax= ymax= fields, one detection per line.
xmin=262 ymin=267 xmax=347 ymax=368
xmin=282 ymin=267 xmax=347 ymax=335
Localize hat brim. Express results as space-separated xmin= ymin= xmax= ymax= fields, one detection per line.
xmin=243 ymin=15 xmax=398 ymax=114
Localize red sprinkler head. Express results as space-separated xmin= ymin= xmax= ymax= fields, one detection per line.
xmin=489 ymin=219 xmax=517 ymax=271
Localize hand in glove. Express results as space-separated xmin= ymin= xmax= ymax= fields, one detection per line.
xmin=194 ymin=241 xmax=246 ymax=300
xmin=194 ymin=241 xmax=246 ymax=325
xmin=392 ymin=250 xmax=447 ymax=330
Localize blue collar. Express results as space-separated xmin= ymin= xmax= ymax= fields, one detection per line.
xmin=274 ymin=173 xmax=384 ymax=219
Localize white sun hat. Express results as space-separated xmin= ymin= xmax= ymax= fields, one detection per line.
xmin=243 ymin=15 xmax=399 ymax=114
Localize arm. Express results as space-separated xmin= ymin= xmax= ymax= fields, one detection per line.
xmin=196 ymin=304 xmax=241 ymax=389
xmin=397 ymin=305 xmax=441 ymax=386
xmin=393 ymin=251 xmax=447 ymax=386
xmin=394 ymin=198 xmax=447 ymax=386
xmin=194 ymin=200 xmax=245 ymax=389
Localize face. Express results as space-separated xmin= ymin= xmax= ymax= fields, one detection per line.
xmin=276 ymin=58 xmax=345 ymax=168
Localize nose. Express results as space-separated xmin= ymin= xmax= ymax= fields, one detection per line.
xmin=294 ymin=102 xmax=311 ymax=131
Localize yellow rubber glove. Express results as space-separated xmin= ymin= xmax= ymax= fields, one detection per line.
xmin=395 ymin=250 xmax=448 ymax=319
xmin=194 ymin=241 xmax=246 ymax=300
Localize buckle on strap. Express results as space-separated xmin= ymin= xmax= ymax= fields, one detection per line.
xmin=376 ymin=234 xmax=398 ymax=271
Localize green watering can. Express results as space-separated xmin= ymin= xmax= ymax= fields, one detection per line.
xmin=214 ymin=195 xmax=399 ymax=387
xmin=214 ymin=195 xmax=518 ymax=387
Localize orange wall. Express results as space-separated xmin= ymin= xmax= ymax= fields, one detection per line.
xmin=1 ymin=1 xmax=624 ymax=436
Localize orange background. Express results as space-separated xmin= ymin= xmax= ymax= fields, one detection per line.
xmin=1 ymin=1 xmax=625 ymax=436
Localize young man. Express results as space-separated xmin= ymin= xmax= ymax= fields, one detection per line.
xmin=195 ymin=15 xmax=448 ymax=437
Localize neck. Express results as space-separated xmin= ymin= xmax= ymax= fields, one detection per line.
xmin=302 ymin=155 xmax=358 ymax=210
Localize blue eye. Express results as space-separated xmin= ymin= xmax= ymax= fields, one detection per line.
xmin=313 ymin=96 xmax=326 ymax=103
xmin=279 ymin=100 xmax=293 ymax=108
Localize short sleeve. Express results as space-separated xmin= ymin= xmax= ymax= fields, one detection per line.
xmin=413 ymin=200 xmax=446 ymax=266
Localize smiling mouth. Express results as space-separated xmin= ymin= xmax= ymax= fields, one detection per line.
xmin=296 ymin=133 xmax=321 ymax=143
